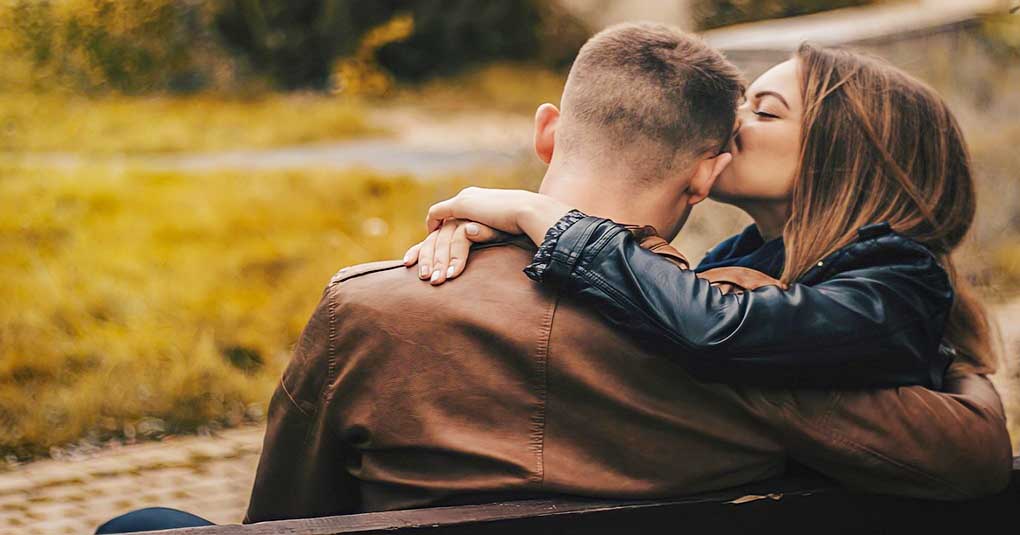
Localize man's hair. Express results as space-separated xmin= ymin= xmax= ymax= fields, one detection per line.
xmin=559 ymin=22 xmax=744 ymax=176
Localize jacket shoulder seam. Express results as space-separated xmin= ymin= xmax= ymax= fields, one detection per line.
xmin=280 ymin=378 xmax=314 ymax=418
xmin=329 ymin=260 xmax=406 ymax=286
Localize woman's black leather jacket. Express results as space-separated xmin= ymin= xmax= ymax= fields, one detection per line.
xmin=527 ymin=214 xmax=955 ymax=389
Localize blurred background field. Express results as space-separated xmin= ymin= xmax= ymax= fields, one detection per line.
xmin=0 ymin=162 xmax=535 ymax=460
xmin=1 ymin=0 xmax=1019 ymax=469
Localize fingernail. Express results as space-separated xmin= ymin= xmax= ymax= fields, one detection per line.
xmin=430 ymin=270 xmax=441 ymax=283
xmin=465 ymin=223 xmax=480 ymax=236
xmin=420 ymin=265 xmax=429 ymax=278
xmin=447 ymin=265 xmax=456 ymax=278
xmin=403 ymin=252 xmax=411 ymax=265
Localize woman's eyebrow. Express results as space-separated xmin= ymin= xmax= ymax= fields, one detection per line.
xmin=754 ymin=90 xmax=790 ymax=110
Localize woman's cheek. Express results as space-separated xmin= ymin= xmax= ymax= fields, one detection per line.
xmin=710 ymin=157 xmax=755 ymax=198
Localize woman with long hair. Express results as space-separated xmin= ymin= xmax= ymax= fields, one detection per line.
xmin=406 ymin=43 xmax=999 ymax=388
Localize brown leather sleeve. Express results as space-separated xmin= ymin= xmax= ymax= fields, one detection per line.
xmin=696 ymin=266 xmax=788 ymax=293
xmin=245 ymin=286 xmax=360 ymax=522
xmin=756 ymin=373 xmax=1013 ymax=500
xmin=695 ymin=265 xmax=1013 ymax=498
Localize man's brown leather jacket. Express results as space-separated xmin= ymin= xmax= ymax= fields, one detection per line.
xmin=245 ymin=238 xmax=1013 ymax=523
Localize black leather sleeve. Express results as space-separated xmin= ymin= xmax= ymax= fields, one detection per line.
xmin=539 ymin=216 xmax=954 ymax=389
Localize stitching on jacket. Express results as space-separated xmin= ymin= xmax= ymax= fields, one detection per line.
xmin=528 ymin=292 xmax=557 ymax=484
xmin=325 ymin=285 xmax=338 ymax=399
xmin=576 ymin=224 xmax=627 ymax=276
xmin=554 ymin=217 xmax=601 ymax=279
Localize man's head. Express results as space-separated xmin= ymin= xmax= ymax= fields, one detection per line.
xmin=534 ymin=22 xmax=744 ymax=236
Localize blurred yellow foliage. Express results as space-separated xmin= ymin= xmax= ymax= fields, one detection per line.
xmin=0 ymin=92 xmax=378 ymax=153
xmin=360 ymin=13 xmax=415 ymax=51
xmin=0 ymin=0 xmax=216 ymax=93
xmin=995 ymin=244 xmax=1020 ymax=287
xmin=332 ymin=13 xmax=414 ymax=97
xmin=983 ymin=11 xmax=1020 ymax=50
xmin=0 ymin=162 xmax=529 ymax=458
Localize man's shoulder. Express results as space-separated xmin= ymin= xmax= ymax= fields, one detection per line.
xmin=323 ymin=240 xmax=546 ymax=332
xmin=326 ymin=241 xmax=535 ymax=296
xmin=328 ymin=259 xmax=407 ymax=286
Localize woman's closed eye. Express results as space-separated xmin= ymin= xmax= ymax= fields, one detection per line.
xmin=754 ymin=109 xmax=779 ymax=119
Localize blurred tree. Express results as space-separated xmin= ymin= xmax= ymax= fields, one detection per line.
xmin=373 ymin=0 xmax=542 ymax=82
xmin=213 ymin=0 xmax=368 ymax=90
xmin=3 ymin=0 xmax=225 ymax=93
xmin=693 ymin=0 xmax=874 ymax=30
xmin=214 ymin=0 xmax=587 ymax=90
xmin=2 ymin=0 xmax=587 ymax=93
xmin=331 ymin=13 xmax=415 ymax=96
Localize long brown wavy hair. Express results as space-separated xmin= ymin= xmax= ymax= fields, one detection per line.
xmin=781 ymin=44 xmax=998 ymax=374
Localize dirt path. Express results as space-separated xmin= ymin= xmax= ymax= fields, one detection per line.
xmin=1 ymin=107 xmax=534 ymax=176
xmin=0 ymin=427 xmax=263 ymax=534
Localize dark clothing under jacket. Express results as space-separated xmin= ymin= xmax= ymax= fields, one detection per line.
xmin=244 ymin=234 xmax=1011 ymax=524
xmin=528 ymin=215 xmax=954 ymax=389
xmin=695 ymin=223 xmax=787 ymax=276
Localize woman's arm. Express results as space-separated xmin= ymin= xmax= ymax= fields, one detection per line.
xmin=532 ymin=215 xmax=954 ymax=389
xmin=425 ymin=187 xmax=573 ymax=246
xmin=421 ymin=188 xmax=953 ymax=388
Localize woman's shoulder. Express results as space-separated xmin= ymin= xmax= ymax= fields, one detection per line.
xmin=809 ymin=222 xmax=950 ymax=288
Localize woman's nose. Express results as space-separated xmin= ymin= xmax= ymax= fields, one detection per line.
xmin=736 ymin=104 xmax=752 ymax=122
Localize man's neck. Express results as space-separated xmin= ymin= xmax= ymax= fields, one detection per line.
xmin=537 ymin=160 xmax=688 ymax=240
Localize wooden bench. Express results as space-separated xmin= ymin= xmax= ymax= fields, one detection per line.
xmin=151 ymin=457 xmax=1019 ymax=534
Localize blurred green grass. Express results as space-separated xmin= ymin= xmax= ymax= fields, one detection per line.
xmin=0 ymin=163 xmax=533 ymax=459
xmin=392 ymin=63 xmax=565 ymax=114
xmin=0 ymin=62 xmax=566 ymax=155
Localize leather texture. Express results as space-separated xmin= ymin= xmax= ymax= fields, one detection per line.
xmin=245 ymin=239 xmax=1012 ymax=524
xmin=541 ymin=217 xmax=955 ymax=389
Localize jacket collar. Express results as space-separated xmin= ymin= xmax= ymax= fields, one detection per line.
xmin=625 ymin=224 xmax=691 ymax=270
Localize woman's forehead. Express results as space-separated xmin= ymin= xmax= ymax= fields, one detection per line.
xmin=747 ymin=59 xmax=801 ymax=107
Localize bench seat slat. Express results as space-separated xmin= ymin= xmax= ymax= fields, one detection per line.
xmin=139 ymin=457 xmax=1020 ymax=535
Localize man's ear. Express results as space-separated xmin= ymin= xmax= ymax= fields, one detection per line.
xmin=533 ymin=103 xmax=559 ymax=164
xmin=687 ymin=152 xmax=732 ymax=205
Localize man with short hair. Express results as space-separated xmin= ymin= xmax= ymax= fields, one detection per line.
xmin=245 ymin=23 xmax=1011 ymax=523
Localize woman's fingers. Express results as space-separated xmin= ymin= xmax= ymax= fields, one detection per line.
xmin=445 ymin=223 xmax=472 ymax=280
xmin=428 ymin=220 xmax=458 ymax=285
xmin=402 ymin=241 xmax=422 ymax=267
xmin=407 ymin=221 xmax=502 ymax=283
xmin=416 ymin=230 xmax=439 ymax=280
xmin=414 ymin=221 xmax=507 ymax=284
xmin=463 ymin=222 xmax=506 ymax=243
xmin=426 ymin=198 xmax=458 ymax=233
xmin=443 ymin=222 xmax=511 ymax=282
